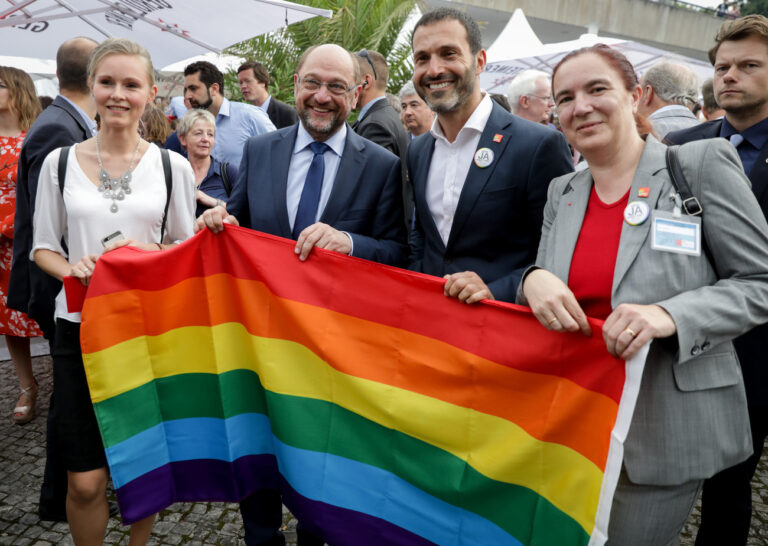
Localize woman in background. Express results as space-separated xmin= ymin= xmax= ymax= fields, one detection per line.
xmin=0 ymin=66 xmax=43 ymax=424
xmin=176 ymin=108 xmax=237 ymax=217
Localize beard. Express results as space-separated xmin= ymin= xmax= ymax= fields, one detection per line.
xmin=190 ymin=88 xmax=213 ymax=110
xmin=718 ymin=92 xmax=768 ymax=119
xmin=415 ymin=65 xmax=476 ymax=115
xmin=298 ymin=105 xmax=343 ymax=141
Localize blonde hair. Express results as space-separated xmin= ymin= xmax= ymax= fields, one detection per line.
xmin=88 ymin=38 xmax=155 ymax=87
xmin=0 ymin=66 xmax=42 ymax=131
xmin=177 ymin=108 xmax=216 ymax=138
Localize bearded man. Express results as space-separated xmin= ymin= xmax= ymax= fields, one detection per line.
xmin=406 ymin=8 xmax=573 ymax=303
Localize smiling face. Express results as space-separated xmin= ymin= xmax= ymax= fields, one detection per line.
xmin=714 ymin=36 xmax=768 ymax=126
xmin=553 ymin=52 xmax=640 ymax=159
xmin=179 ymin=119 xmax=215 ymax=160
xmin=294 ymin=45 xmax=360 ymax=142
xmin=411 ymin=19 xmax=485 ymax=117
xmin=90 ymin=54 xmax=156 ymax=130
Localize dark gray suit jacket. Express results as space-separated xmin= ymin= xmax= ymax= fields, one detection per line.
xmin=265 ymin=97 xmax=298 ymax=129
xmin=528 ymin=138 xmax=768 ymax=484
xmin=9 ymin=95 xmax=91 ymax=337
xmin=352 ymin=98 xmax=411 ymax=226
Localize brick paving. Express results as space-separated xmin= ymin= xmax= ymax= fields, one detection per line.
xmin=1 ymin=350 xmax=767 ymax=545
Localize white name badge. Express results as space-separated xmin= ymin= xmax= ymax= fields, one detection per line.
xmin=651 ymin=210 xmax=701 ymax=256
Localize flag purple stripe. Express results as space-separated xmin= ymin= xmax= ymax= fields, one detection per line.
xmin=115 ymin=455 xmax=436 ymax=545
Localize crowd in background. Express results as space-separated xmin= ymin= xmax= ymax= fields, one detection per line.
xmin=3 ymin=7 xmax=768 ymax=546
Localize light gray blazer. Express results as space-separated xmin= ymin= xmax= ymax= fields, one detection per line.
xmin=533 ymin=137 xmax=768 ymax=485
xmin=648 ymin=106 xmax=700 ymax=139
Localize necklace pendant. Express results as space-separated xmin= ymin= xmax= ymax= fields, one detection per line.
xmin=110 ymin=202 xmax=118 ymax=213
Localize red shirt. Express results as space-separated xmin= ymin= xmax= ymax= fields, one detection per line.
xmin=568 ymin=187 xmax=630 ymax=320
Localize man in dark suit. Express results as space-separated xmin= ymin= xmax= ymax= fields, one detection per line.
xmin=237 ymin=60 xmax=298 ymax=129
xmin=197 ymin=43 xmax=406 ymax=546
xmin=8 ymin=36 xmax=98 ymax=522
xmin=665 ymin=15 xmax=768 ymax=546
xmin=351 ymin=50 xmax=411 ymax=224
xmin=407 ymin=8 xmax=573 ymax=304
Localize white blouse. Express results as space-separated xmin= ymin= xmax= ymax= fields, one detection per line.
xmin=32 ymin=143 xmax=196 ymax=323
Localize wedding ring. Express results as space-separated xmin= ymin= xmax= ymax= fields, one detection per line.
xmin=547 ymin=316 xmax=559 ymax=326
xmin=625 ymin=328 xmax=637 ymax=338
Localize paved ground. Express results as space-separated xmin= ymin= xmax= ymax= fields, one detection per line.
xmin=1 ymin=348 xmax=767 ymax=545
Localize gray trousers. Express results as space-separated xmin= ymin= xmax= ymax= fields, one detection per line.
xmin=607 ymin=467 xmax=703 ymax=546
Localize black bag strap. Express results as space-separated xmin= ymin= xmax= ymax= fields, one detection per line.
xmin=159 ymin=147 xmax=173 ymax=243
xmin=665 ymin=145 xmax=702 ymax=216
xmin=58 ymin=146 xmax=71 ymax=196
xmin=220 ymin=161 xmax=232 ymax=196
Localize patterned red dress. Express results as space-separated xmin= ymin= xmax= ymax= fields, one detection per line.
xmin=0 ymin=132 xmax=42 ymax=337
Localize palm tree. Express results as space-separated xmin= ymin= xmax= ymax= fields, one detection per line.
xmin=224 ymin=0 xmax=416 ymax=105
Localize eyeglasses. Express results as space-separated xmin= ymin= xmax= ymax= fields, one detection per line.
xmin=297 ymin=77 xmax=357 ymax=96
xmin=527 ymin=94 xmax=554 ymax=103
xmin=356 ymin=49 xmax=378 ymax=81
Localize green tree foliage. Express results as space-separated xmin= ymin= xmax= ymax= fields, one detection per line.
xmin=224 ymin=0 xmax=416 ymax=105
xmin=742 ymin=0 xmax=768 ymax=16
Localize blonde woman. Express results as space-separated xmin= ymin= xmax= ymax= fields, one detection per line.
xmin=32 ymin=38 xmax=195 ymax=544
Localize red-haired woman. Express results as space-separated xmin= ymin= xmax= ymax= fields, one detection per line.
xmin=520 ymin=45 xmax=768 ymax=543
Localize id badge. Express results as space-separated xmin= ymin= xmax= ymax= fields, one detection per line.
xmin=651 ymin=210 xmax=701 ymax=256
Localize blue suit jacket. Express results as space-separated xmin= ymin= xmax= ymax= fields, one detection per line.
xmin=407 ymin=103 xmax=574 ymax=302
xmin=227 ymin=123 xmax=407 ymax=267
xmin=9 ymin=96 xmax=91 ymax=337
xmin=667 ymin=119 xmax=768 ymax=407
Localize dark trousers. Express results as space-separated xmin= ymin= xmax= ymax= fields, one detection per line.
xmin=38 ymin=334 xmax=68 ymax=521
xmin=240 ymin=489 xmax=324 ymax=546
xmin=695 ymin=405 xmax=768 ymax=545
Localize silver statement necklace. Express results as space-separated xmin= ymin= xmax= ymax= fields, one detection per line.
xmin=96 ymin=134 xmax=141 ymax=213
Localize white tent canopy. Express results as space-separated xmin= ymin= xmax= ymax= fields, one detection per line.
xmin=0 ymin=0 xmax=331 ymax=68
xmin=481 ymin=12 xmax=714 ymax=95
xmin=485 ymin=8 xmax=543 ymax=64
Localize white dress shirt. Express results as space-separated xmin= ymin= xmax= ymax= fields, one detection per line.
xmin=426 ymin=94 xmax=493 ymax=245
xmin=286 ymin=123 xmax=347 ymax=231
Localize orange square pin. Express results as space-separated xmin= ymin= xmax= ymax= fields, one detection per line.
xmin=493 ymin=133 xmax=503 ymax=143
xmin=638 ymin=187 xmax=650 ymax=198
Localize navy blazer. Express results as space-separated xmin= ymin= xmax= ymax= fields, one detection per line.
xmin=227 ymin=123 xmax=407 ymax=267
xmin=407 ymin=102 xmax=574 ymax=302
xmin=9 ymin=96 xmax=91 ymax=337
xmin=667 ymin=119 xmax=768 ymax=407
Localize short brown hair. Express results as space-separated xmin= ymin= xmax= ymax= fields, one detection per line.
xmin=709 ymin=14 xmax=768 ymax=65
xmin=238 ymin=61 xmax=270 ymax=86
xmin=356 ymin=50 xmax=389 ymax=90
xmin=0 ymin=66 xmax=41 ymax=131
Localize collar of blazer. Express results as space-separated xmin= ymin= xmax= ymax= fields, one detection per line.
xmin=550 ymin=137 xmax=669 ymax=295
xmin=52 ymin=95 xmax=92 ymax=137
xmin=270 ymin=122 xmax=367 ymax=237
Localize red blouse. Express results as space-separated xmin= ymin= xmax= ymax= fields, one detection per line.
xmin=568 ymin=187 xmax=630 ymax=320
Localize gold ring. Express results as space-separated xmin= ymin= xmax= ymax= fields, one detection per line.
xmin=547 ymin=316 xmax=559 ymax=326
xmin=625 ymin=328 xmax=637 ymax=338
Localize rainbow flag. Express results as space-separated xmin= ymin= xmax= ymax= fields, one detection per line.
xmin=80 ymin=226 xmax=644 ymax=545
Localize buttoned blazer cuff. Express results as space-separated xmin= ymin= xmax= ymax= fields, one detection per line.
xmin=515 ymin=265 xmax=541 ymax=306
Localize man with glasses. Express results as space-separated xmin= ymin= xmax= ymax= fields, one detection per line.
xmin=196 ymin=44 xmax=406 ymax=545
xmin=506 ymin=69 xmax=555 ymax=125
